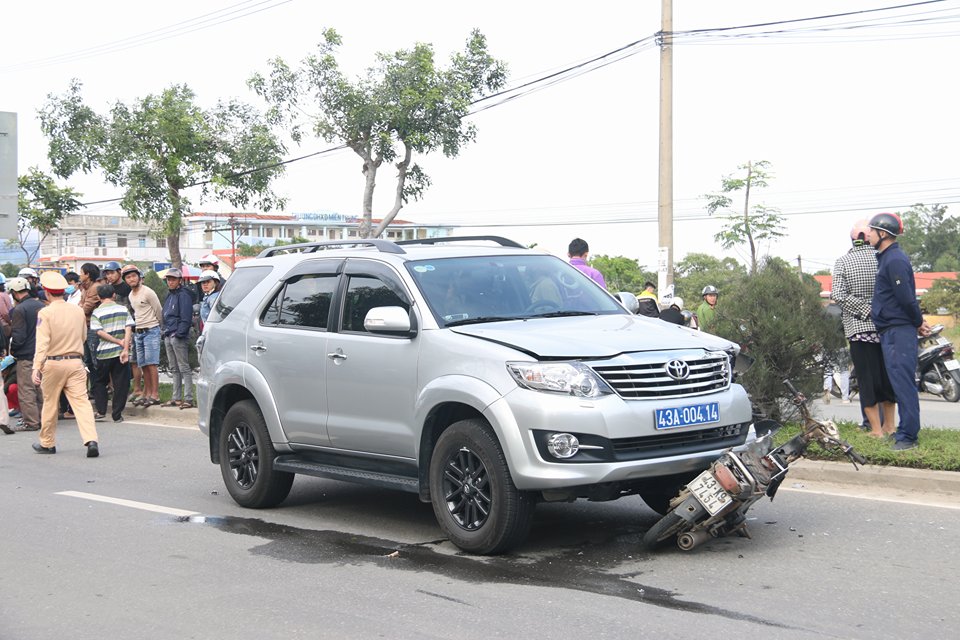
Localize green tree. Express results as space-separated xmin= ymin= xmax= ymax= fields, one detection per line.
xmin=249 ymin=29 xmax=507 ymax=239
xmin=39 ymin=80 xmax=287 ymax=268
xmin=1 ymin=263 xmax=20 ymax=278
xmin=590 ymin=255 xmax=655 ymax=293
xmin=705 ymin=160 xmax=785 ymax=275
xmin=921 ymin=277 xmax=960 ymax=317
xmin=711 ymin=257 xmax=845 ymax=420
xmin=673 ymin=252 xmax=747 ymax=307
xmin=896 ymin=204 xmax=960 ymax=271
xmin=13 ymin=167 xmax=83 ymax=265
xmin=236 ymin=235 xmax=309 ymax=257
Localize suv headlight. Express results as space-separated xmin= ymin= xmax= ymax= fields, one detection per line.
xmin=507 ymin=361 xmax=614 ymax=398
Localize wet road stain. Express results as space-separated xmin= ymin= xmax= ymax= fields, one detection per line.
xmin=178 ymin=514 xmax=808 ymax=631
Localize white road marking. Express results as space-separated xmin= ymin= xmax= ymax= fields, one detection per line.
xmin=57 ymin=491 xmax=199 ymax=517
xmin=781 ymin=485 xmax=960 ymax=510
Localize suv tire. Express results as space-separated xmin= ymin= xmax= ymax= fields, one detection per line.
xmin=219 ymin=400 xmax=294 ymax=508
xmin=429 ymin=419 xmax=535 ymax=555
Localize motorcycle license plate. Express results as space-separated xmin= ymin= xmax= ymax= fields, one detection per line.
xmin=655 ymin=402 xmax=720 ymax=429
xmin=945 ymin=359 xmax=960 ymax=371
xmin=688 ymin=470 xmax=732 ymax=516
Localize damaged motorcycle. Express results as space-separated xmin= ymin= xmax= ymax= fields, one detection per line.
xmin=643 ymin=379 xmax=867 ymax=552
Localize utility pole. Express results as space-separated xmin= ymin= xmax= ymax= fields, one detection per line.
xmin=230 ymin=215 xmax=236 ymax=270
xmin=657 ymin=0 xmax=674 ymax=293
xmin=797 ymin=254 xmax=804 ymax=281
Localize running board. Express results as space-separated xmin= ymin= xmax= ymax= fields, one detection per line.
xmin=273 ymin=456 xmax=420 ymax=494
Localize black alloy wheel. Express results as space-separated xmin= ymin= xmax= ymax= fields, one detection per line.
xmin=218 ymin=400 xmax=294 ymax=508
xmin=226 ymin=422 xmax=259 ymax=490
xmin=442 ymin=447 xmax=492 ymax=531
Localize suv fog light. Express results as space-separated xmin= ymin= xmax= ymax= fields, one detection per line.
xmin=546 ymin=433 xmax=580 ymax=459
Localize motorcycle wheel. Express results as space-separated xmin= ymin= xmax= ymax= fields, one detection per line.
xmin=642 ymin=512 xmax=687 ymax=550
xmin=943 ymin=370 xmax=960 ymax=403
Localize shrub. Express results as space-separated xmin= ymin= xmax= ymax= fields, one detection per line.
xmin=711 ymin=257 xmax=845 ymax=420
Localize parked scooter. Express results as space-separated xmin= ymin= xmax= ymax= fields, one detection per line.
xmin=917 ymin=324 xmax=960 ymax=402
xmin=643 ymin=380 xmax=866 ymax=552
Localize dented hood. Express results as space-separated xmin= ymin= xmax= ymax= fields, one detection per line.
xmin=449 ymin=314 xmax=737 ymax=359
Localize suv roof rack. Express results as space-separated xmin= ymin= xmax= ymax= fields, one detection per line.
xmin=395 ymin=235 xmax=525 ymax=248
xmin=257 ymin=240 xmax=406 ymax=258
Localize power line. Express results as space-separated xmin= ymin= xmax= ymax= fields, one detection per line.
xmin=0 ymin=0 xmax=294 ymax=73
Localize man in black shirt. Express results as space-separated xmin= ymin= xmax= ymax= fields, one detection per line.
xmin=8 ymin=277 xmax=44 ymax=431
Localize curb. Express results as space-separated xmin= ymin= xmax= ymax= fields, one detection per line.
xmin=790 ymin=459 xmax=960 ymax=496
xmin=124 ymin=405 xmax=199 ymax=429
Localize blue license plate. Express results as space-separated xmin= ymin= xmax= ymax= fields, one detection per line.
xmin=655 ymin=402 xmax=720 ymax=429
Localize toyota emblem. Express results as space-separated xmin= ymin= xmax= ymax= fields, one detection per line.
xmin=665 ymin=359 xmax=690 ymax=380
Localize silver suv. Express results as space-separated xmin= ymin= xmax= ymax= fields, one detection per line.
xmin=197 ymin=237 xmax=755 ymax=554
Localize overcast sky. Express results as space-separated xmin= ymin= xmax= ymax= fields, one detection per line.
xmin=3 ymin=0 xmax=958 ymax=274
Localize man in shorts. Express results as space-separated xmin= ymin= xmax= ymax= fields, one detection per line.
xmin=122 ymin=265 xmax=163 ymax=407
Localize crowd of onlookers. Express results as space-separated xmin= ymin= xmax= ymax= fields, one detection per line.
xmin=0 ymin=255 xmax=225 ymax=454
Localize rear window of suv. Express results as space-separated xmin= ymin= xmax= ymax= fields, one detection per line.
xmin=211 ymin=266 xmax=273 ymax=321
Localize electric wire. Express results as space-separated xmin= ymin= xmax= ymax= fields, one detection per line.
xmin=0 ymin=0 xmax=295 ymax=73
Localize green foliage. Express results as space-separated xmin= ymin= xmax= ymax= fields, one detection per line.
xmin=704 ymin=160 xmax=786 ymax=274
xmin=142 ymin=269 xmax=167 ymax=304
xmin=711 ymin=258 xmax=844 ymax=420
xmin=249 ymin=29 xmax=507 ymax=238
xmin=39 ymin=80 xmax=287 ymax=266
xmin=237 ymin=235 xmax=309 ymax=257
xmin=590 ymin=255 xmax=655 ymax=293
xmin=896 ymin=203 xmax=960 ymax=271
xmin=921 ymin=277 xmax=960 ymax=316
xmin=673 ymin=252 xmax=747 ymax=306
xmin=15 ymin=167 xmax=83 ymax=264
xmin=775 ymin=422 xmax=960 ymax=471
xmin=1 ymin=263 xmax=20 ymax=277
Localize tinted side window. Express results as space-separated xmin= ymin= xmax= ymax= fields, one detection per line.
xmin=341 ymin=275 xmax=410 ymax=333
xmin=212 ymin=266 xmax=272 ymax=321
xmin=262 ymin=274 xmax=336 ymax=329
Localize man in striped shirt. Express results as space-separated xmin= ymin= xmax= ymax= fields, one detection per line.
xmin=90 ymin=284 xmax=134 ymax=423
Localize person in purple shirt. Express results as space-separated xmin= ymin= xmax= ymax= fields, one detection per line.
xmin=567 ymin=238 xmax=606 ymax=288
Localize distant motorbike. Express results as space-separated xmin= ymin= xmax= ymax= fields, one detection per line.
xmin=828 ymin=366 xmax=859 ymax=401
xmin=917 ymin=324 xmax=960 ymax=402
xmin=643 ymin=380 xmax=866 ymax=552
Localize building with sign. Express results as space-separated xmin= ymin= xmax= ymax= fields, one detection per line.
xmin=36 ymin=210 xmax=454 ymax=272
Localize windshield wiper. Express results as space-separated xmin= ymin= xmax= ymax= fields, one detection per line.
xmin=528 ymin=311 xmax=599 ymax=318
xmin=445 ymin=316 xmax=517 ymax=327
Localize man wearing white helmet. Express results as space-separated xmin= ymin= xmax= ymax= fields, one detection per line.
xmin=658 ymin=297 xmax=685 ymax=325
xmin=18 ymin=267 xmax=46 ymax=302
xmin=198 ymin=270 xmax=222 ymax=326
xmin=198 ymin=254 xmax=225 ymax=291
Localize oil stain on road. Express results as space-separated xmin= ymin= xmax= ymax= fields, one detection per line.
xmin=178 ymin=514 xmax=805 ymax=632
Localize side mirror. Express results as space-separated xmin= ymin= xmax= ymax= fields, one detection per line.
xmin=364 ymin=306 xmax=413 ymax=335
xmin=615 ymin=291 xmax=639 ymax=314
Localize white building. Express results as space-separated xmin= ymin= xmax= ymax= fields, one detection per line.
xmin=38 ymin=211 xmax=454 ymax=272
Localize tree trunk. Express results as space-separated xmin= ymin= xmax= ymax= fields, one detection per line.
xmin=372 ymin=144 xmax=412 ymax=238
xmin=168 ymin=185 xmax=184 ymax=268
xmin=743 ymin=161 xmax=756 ymax=275
xmin=358 ymin=148 xmax=380 ymax=240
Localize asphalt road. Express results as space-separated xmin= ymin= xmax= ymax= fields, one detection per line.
xmin=3 ymin=419 xmax=959 ymax=640
xmin=812 ymin=393 xmax=959 ymax=430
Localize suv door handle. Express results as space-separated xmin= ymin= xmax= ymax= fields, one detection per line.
xmin=327 ymin=349 xmax=347 ymax=362
xmin=250 ymin=343 xmax=267 ymax=353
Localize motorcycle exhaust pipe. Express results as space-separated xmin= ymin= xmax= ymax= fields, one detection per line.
xmin=677 ymin=530 xmax=711 ymax=551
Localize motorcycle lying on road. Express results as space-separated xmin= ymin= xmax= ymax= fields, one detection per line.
xmin=643 ymin=380 xmax=867 ymax=552
xmin=917 ymin=324 xmax=960 ymax=402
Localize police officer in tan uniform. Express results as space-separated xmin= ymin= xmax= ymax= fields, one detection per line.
xmin=31 ymin=271 xmax=99 ymax=457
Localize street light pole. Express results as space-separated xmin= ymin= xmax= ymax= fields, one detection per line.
xmin=657 ymin=0 xmax=674 ymax=293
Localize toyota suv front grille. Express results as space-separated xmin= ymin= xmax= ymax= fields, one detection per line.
xmin=593 ymin=352 xmax=731 ymax=399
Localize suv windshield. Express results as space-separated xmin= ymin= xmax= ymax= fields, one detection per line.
xmin=406 ymin=255 xmax=625 ymax=327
